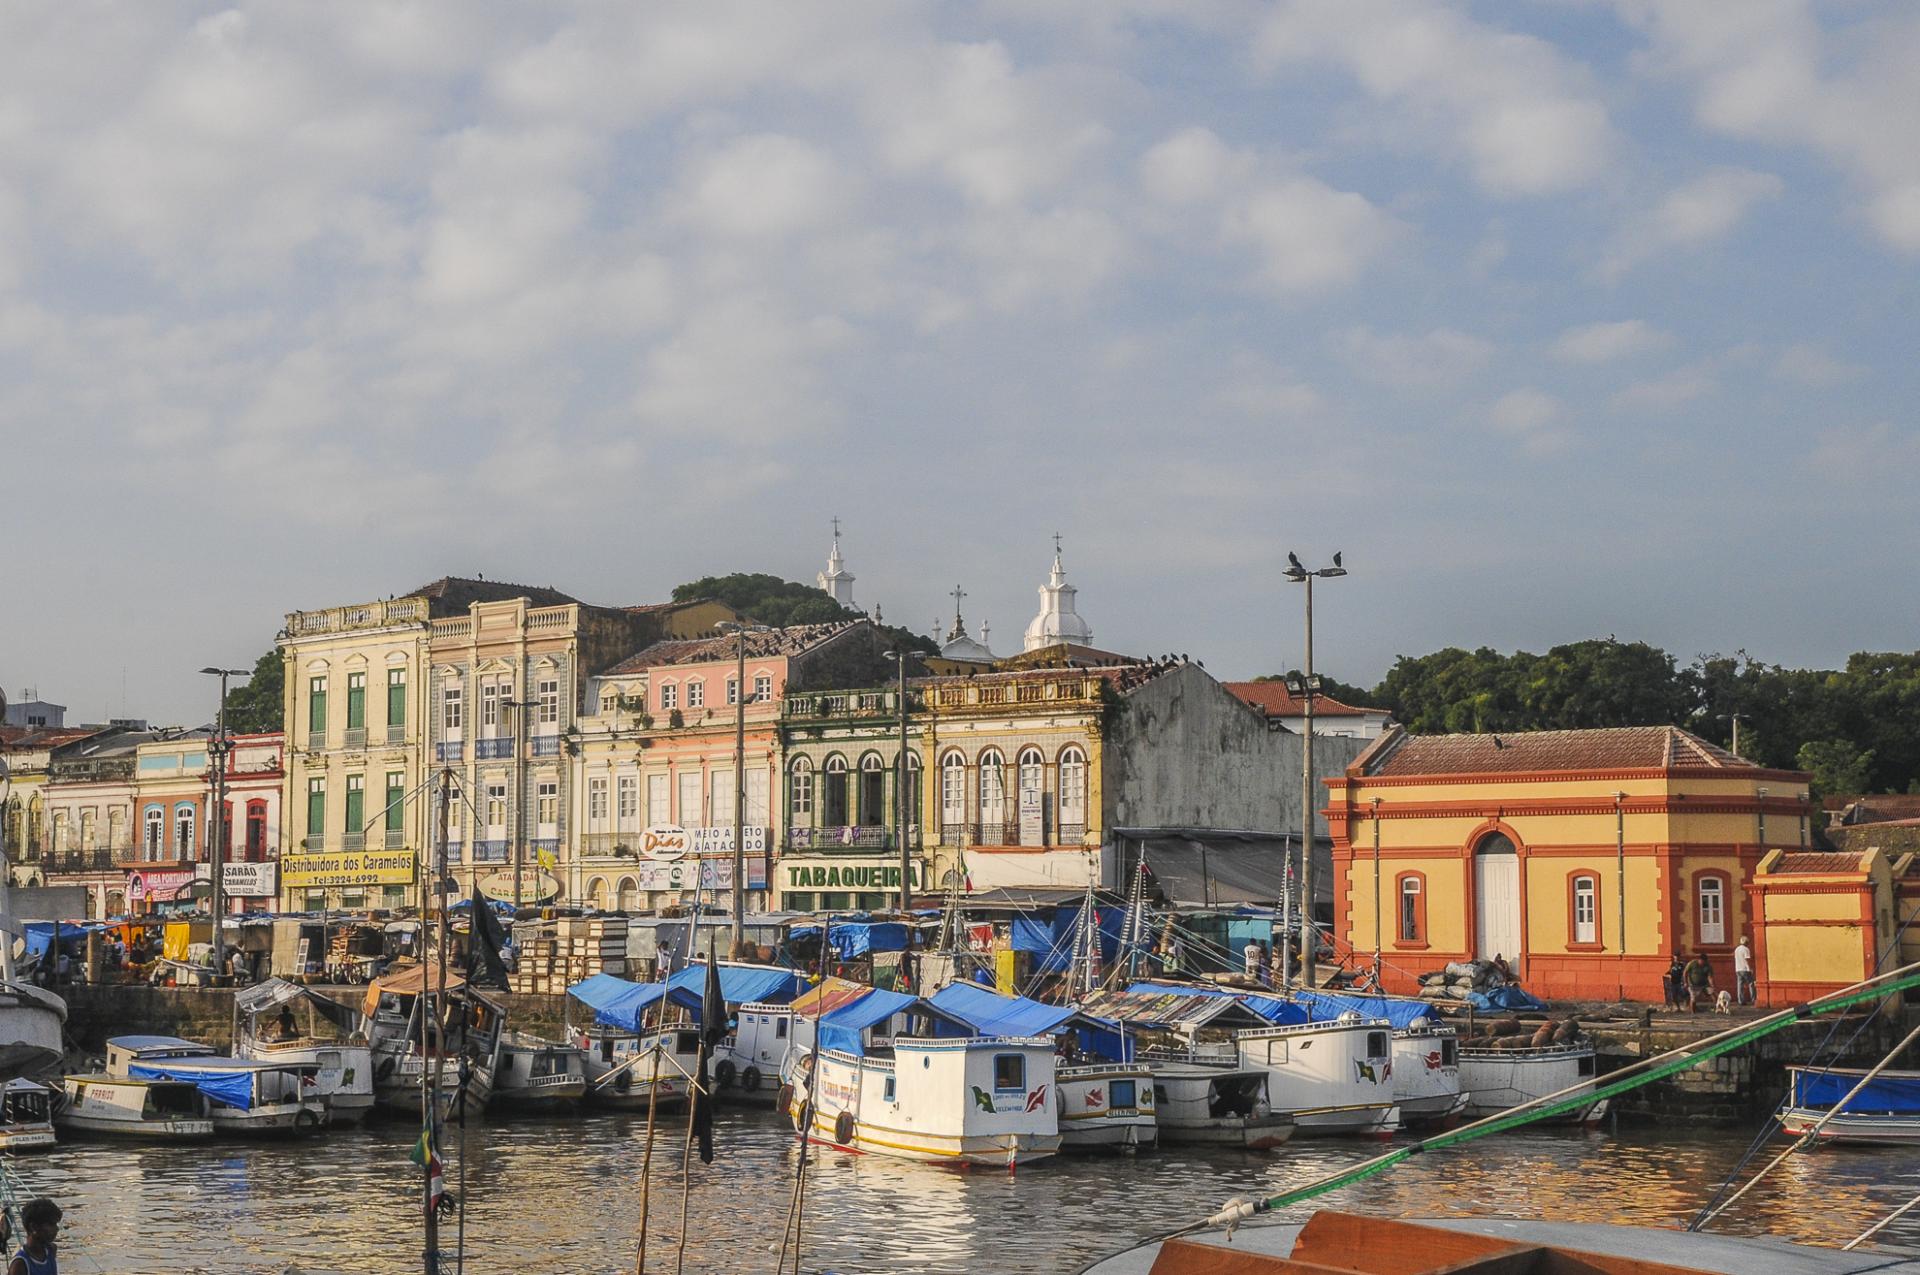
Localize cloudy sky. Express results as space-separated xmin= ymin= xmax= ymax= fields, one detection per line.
xmin=4 ymin=1 xmax=1917 ymax=727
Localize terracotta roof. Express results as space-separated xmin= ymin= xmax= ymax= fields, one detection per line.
xmin=915 ymin=659 xmax=1180 ymax=695
xmin=1223 ymin=681 xmax=1386 ymax=718
xmin=406 ymin=576 xmax=579 ymax=615
xmin=997 ymin=641 xmax=1146 ymax=669
xmin=1832 ymin=795 xmax=1920 ymax=826
xmin=602 ymin=622 xmax=862 ymax=674
xmin=1771 ymin=851 xmax=1868 ymax=875
xmin=1 ymin=725 xmax=104 ymax=751
xmin=1359 ymin=725 xmax=1769 ymax=777
xmin=624 ymin=599 xmax=718 ymax=615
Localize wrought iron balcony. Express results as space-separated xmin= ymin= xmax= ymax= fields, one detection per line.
xmin=343 ymin=728 xmax=367 ymax=750
xmin=787 ymin=825 xmax=894 ymax=851
xmin=531 ymin=734 xmax=561 ymax=757
xmin=307 ymin=731 xmax=326 ymax=752
xmin=385 ymin=827 xmax=407 ymax=849
xmin=436 ymin=741 xmax=464 ymax=762
xmin=342 ymin=832 xmax=366 ymax=851
xmin=471 ymin=839 xmax=509 ymax=862
xmin=386 ymin=725 xmax=407 ymax=746
xmin=42 ymin=849 xmax=118 ymax=873
xmin=474 ymin=737 xmax=513 ymax=760
xmin=580 ymin=832 xmax=640 ymax=858
xmin=1058 ymin=821 xmax=1088 ymax=846
xmin=531 ymin=837 xmax=560 ymax=856
xmin=973 ymin=820 xmax=1019 ymax=847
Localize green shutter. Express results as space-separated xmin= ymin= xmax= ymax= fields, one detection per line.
xmin=307 ymin=784 xmax=325 ymax=836
xmin=386 ymin=775 xmax=405 ymax=832
xmin=345 ymin=781 xmax=364 ymax=835
xmin=310 ymin=685 xmax=327 ymax=733
xmin=346 ymin=675 xmax=366 ymax=729
xmin=388 ymin=672 xmax=406 ymax=726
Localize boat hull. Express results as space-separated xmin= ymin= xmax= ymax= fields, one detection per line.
xmin=1156 ymin=1114 xmax=1294 ymax=1149
xmin=0 ymin=1126 xmax=56 ymax=1152
xmin=56 ymin=1113 xmax=213 ymax=1140
xmin=1057 ymin=1065 xmax=1157 ymax=1153
xmin=795 ymin=1099 xmax=1063 ymax=1166
xmin=209 ymin=1104 xmax=326 ymax=1138
xmin=1458 ymin=1045 xmax=1604 ymax=1125
xmin=1289 ymin=1102 xmax=1400 ymax=1138
xmin=1779 ymin=1106 xmax=1920 ymax=1145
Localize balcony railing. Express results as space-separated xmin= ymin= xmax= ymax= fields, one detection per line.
xmin=474 ymin=737 xmax=513 ymax=760
xmin=472 ymin=840 xmax=509 ymax=862
xmin=42 ymin=849 xmax=119 ymax=873
xmin=342 ymin=832 xmax=366 ymax=851
xmin=1058 ymin=821 xmax=1088 ymax=846
xmin=531 ymin=734 xmax=561 ymax=757
xmin=344 ymin=727 xmax=367 ymax=749
xmin=973 ymin=820 xmax=1019 ymax=847
xmin=941 ymin=822 xmax=968 ymax=847
xmin=436 ymin=741 xmax=464 ymax=762
xmin=531 ymin=837 xmax=560 ymax=856
xmin=787 ymin=825 xmax=894 ymax=851
xmin=580 ymin=831 xmax=641 ymax=858
xmin=386 ymin=724 xmax=407 ymax=746
xmin=527 ymin=605 xmax=573 ymax=631
xmin=307 ymin=731 xmax=326 ymax=752
xmin=385 ymin=827 xmax=407 ymax=849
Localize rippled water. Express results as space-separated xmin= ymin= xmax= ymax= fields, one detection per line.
xmin=14 ymin=1107 xmax=1920 ymax=1274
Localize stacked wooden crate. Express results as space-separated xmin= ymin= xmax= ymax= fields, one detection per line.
xmin=507 ymin=917 xmax=628 ymax=995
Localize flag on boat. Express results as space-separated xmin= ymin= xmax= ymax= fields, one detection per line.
xmin=693 ymin=953 xmax=725 ymax=1164
xmin=409 ymin=1121 xmax=445 ymax=1216
xmin=466 ymin=883 xmax=511 ymax=989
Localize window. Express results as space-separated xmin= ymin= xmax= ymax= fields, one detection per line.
xmin=537 ymin=782 xmax=558 ymax=826
xmin=776 ymin=1018 xmax=788 ymax=1040
xmin=1058 ymin=747 xmax=1087 ymax=823
xmin=726 ymin=678 xmax=739 ymax=706
xmin=1110 ymin=1079 xmax=1136 ymax=1109
xmin=589 ymin=778 xmax=609 ymax=823
xmin=387 ymin=668 xmax=407 ymax=726
xmin=660 ymin=683 xmax=678 ymax=711
xmin=486 ymin=784 xmax=508 ymax=830
xmin=992 ymin=1054 xmax=1025 ymax=1092
xmin=647 ymin=774 xmax=669 ymax=826
xmin=346 ymin=671 xmax=367 ymax=730
xmin=306 ymin=778 xmax=326 ymax=837
xmin=978 ymin=749 xmax=1007 ymax=824
xmin=601 ymin=693 xmax=618 ymax=714
xmin=481 ymin=682 xmax=501 ymax=729
xmin=173 ymin=805 xmax=195 ymax=858
xmin=1398 ymin=874 xmax=1424 ymax=943
xmin=246 ymin=802 xmax=268 ymax=860
xmin=143 ymin=806 xmax=164 ymax=858
xmin=884 ymin=1076 xmax=896 ymax=1103
xmin=824 ymin=756 xmax=849 ymax=826
xmin=344 ymin=775 xmax=365 ymax=838
xmin=1017 ymin=747 xmax=1043 ymax=798
xmin=308 ymin=676 xmax=328 ymax=734
xmin=941 ymin=752 xmax=966 ymax=824
xmin=538 ymin=678 xmax=560 ymax=726
xmin=617 ymin=776 xmax=638 ymax=824
xmin=686 ymin=680 xmax=704 ymax=709
xmin=443 ymin=685 xmax=464 ymax=732
xmin=709 ymin=768 xmax=735 ymax=827
xmin=746 ymin=768 xmax=769 ymax=826
xmin=791 ymin=759 xmax=814 ymax=820
xmin=1572 ymin=875 xmax=1598 ymax=945
xmin=858 ymin=754 xmax=886 ymax=827
xmin=386 ymin=773 xmax=405 ymax=832
xmin=1698 ymin=876 xmax=1726 ymax=946
xmin=1366 ymin=1031 xmax=1390 ymax=1061
xmin=753 ymin=673 xmax=772 ymax=702
xmin=678 ymin=771 xmax=702 ymax=826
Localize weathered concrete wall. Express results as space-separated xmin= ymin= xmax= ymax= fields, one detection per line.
xmin=61 ymin=984 xmax=577 ymax=1053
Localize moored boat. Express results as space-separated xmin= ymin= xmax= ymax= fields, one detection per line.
xmin=1289 ymin=991 xmax=1467 ymax=1130
xmin=362 ymin=962 xmax=503 ymax=1117
xmin=107 ymin=1036 xmax=326 ymax=1136
xmin=233 ymin=978 xmax=375 ymax=1125
xmin=57 ymin=1075 xmax=213 ymax=1139
xmin=1458 ymin=1041 xmax=1606 ymax=1125
xmin=1144 ymin=1058 xmax=1293 ymax=1149
xmin=1779 ymin=1065 xmax=1920 ymax=1144
xmin=0 ymin=1078 xmax=56 ymax=1151
xmin=1235 ymin=1015 xmax=1400 ymax=1138
xmin=492 ymin=1030 xmax=588 ymax=1111
xmin=578 ymin=1024 xmax=697 ymax=1110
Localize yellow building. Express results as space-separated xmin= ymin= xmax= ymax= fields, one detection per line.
xmin=1329 ymin=726 xmax=1810 ymax=1002
xmin=1748 ymin=849 xmax=1896 ymax=1004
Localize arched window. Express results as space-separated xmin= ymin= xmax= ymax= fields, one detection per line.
xmin=1697 ymin=875 xmax=1727 ymax=946
xmin=1058 ymin=746 xmax=1087 ymax=835
xmin=143 ymin=806 xmax=165 ymax=859
xmin=790 ymin=758 xmax=815 ymax=822
xmin=1397 ymin=873 xmax=1425 ymax=943
xmin=586 ymin=877 xmax=607 ymax=910
xmin=940 ymin=751 xmax=967 ymax=833
xmin=174 ymin=804 xmax=196 ymax=860
xmin=1571 ymin=874 xmax=1598 ymax=945
xmin=903 ymin=753 xmax=922 ymax=837
xmin=617 ymin=877 xmax=639 ymax=911
xmin=823 ymin=755 xmax=850 ymax=827
xmin=978 ymin=748 xmax=1007 ymax=835
xmin=858 ymin=753 xmax=887 ymax=828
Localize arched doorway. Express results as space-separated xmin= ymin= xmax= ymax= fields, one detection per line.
xmin=1473 ymin=832 xmax=1522 ymax=965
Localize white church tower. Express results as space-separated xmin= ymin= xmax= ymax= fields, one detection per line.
xmin=817 ymin=517 xmax=856 ymax=608
xmin=1024 ymin=534 xmax=1094 ymax=652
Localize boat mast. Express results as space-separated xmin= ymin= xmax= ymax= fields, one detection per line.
xmin=422 ymin=766 xmax=452 ymax=1273
xmin=0 ymin=755 xmax=15 ymax=983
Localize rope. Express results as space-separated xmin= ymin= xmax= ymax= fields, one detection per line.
xmin=1690 ymin=1015 xmax=1920 ymax=1230
xmin=1843 ymin=1186 xmax=1920 ymax=1251
xmin=635 ymin=1039 xmax=662 ymax=1273
xmin=1074 ymin=963 xmax=1920 ymax=1272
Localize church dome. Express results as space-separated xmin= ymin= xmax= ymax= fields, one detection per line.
xmin=1023 ymin=545 xmax=1093 ymax=652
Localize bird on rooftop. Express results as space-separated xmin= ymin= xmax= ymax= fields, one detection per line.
xmin=1287 ymin=552 xmax=1303 ymax=571
xmin=1333 ymin=551 xmax=1342 ymax=568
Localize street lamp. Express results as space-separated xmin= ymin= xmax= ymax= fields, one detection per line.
xmin=1614 ymin=791 xmax=1627 ymax=1002
xmin=0 ymin=752 xmax=14 ymax=982
xmin=883 ymin=651 xmax=913 ymax=913
xmin=716 ymin=621 xmax=773 ymax=958
xmin=1283 ymin=550 xmax=1345 ymax=986
xmin=200 ymin=666 xmax=249 ymax=976
xmin=501 ymin=697 xmax=536 ymax=916
xmin=1718 ymin=712 xmax=1749 ymax=758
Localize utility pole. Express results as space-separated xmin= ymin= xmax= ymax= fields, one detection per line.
xmin=885 ymin=651 xmax=911 ymax=912
xmin=1371 ymin=795 xmax=1383 ymax=986
xmin=200 ymin=666 xmax=248 ymax=977
xmin=502 ymin=696 xmax=534 ymax=914
xmin=1283 ymin=551 xmax=1345 ymax=987
xmin=0 ymin=754 xmax=14 ymax=983
xmin=716 ymin=621 xmax=771 ymax=958
xmin=1614 ymin=791 xmax=1627 ymax=1002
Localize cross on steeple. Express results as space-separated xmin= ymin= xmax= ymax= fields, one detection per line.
xmin=831 ymin=516 xmax=841 ymax=542
xmin=1053 ymin=531 xmax=1063 ymax=556
xmin=950 ymin=585 xmax=966 ymax=613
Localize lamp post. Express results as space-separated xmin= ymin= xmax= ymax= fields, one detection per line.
xmin=883 ymin=651 xmax=912 ymax=913
xmin=502 ymin=696 xmax=535 ymax=915
xmin=1370 ymin=795 xmax=1382 ymax=987
xmin=1614 ymin=791 xmax=1627 ymax=1001
xmin=1283 ymin=547 xmax=1345 ymax=986
xmin=1718 ymin=712 xmax=1748 ymax=758
xmin=0 ymin=753 xmax=14 ymax=982
xmin=199 ymin=667 xmax=248 ymax=975
xmin=716 ymin=621 xmax=772 ymax=958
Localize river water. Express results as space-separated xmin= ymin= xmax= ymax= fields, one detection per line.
xmin=16 ymin=1107 xmax=1920 ymax=1274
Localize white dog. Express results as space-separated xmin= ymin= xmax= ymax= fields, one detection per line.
xmin=1714 ymin=989 xmax=1734 ymax=1014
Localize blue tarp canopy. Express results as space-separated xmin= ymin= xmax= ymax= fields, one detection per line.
xmin=1462 ymin=986 xmax=1548 ymax=1013
xmin=1291 ymin=990 xmax=1437 ymax=1030
xmin=787 ymin=922 xmax=909 ymax=960
xmin=1124 ymin=980 xmax=1310 ymax=1026
xmin=818 ymin=987 xmax=922 ymax=1057
xmin=926 ymin=982 xmax=1075 ymax=1038
xmin=1793 ymin=1070 xmax=1920 ymax=1114
xmin=127 ymin=1061 xmax=256 ymax=1111
xmin=23 ymin=921 xmax=108 ymax=960
xmin=567 ymin=973 xmax=670 ymax=1030
xmin=1009 ymin=906 xmax=1125 ymax=974
xmin=664 ymin=964 xmax=807 ymax=1015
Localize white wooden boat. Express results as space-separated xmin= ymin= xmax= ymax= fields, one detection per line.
xmin=1392 ymin=1018 xmax=1468 ymax=1129
xmin=57 ymin=1075 xmax=213 ymax=1139
xmin=1458 ymin=1041 xmax=1606 ymax=1125
xmin=362 ymin=963 xmax=503 ymax=1117
xmin=786 ymin=1035 xmax=1063 ymax=1168
xmin=233 ymin=978 xmax=375 ymax=1125
xmin=579 ymin=1024 xmax=698 ymax=1110
xmin=1145 ymin=1058 xmax=1293 ymax=1149
xmin=1056 ymin=1061 xmax=1157 ymax=1151
xmin=0 ymin=982 xmax=66 ymax=1076
xmin=1235 ymin=1015 xmax=1400 ymax=1137
xmin=720 ymin=1002 xmax=797 ymax=1103
xmin=0 ymin=1078 xmax=56 ymax=1151
xmin=492 ymin=1031 xmax=587 ymax=1111
xmin=107 ymin=1036 xmax=326 ymax=1136
xmin=1779 ymin=1065 xmax=1920 ymax=1145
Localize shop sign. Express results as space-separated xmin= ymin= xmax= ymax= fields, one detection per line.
xmin=780 ymin=860 xmax=924 ymax=892
xmin=645 ymin=825 xmax=766 ymax=859
xmin=1019 ymin=788 xmax=1044 ymax=846
xmin=127 ymin=869 xmax=196 ymax=902
xmin=280 ymin=849 xmax=416 ymax=889
xmin=222 ymin=862 xmax=279 ymax=897
xmin=479 ymin=870 xmax=562 ymax=904
xmin=642 ymin=825 xmax=690 ymax=860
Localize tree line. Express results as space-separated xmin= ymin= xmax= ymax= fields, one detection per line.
xmin=1285 ymin=639 xmax=1920 ymax=798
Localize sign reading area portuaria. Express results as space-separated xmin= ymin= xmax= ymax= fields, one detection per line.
xmin=280 ymin=849 xmax=415 ymax=888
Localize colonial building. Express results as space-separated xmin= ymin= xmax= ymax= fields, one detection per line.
xmin=1 ymin=725 xmax=99 ymax=888
xmin=1327 ymin=726 xmax=1812 ymax=1002
xmin=218 ymin=732 xmax=285 ymax=908
xmin=1225 ymin=681 xmax=1393 ymax=740
xmin=571 ymin=621 xmax=897 ymax=914
xmin=128 ymin=731 xmax=214 ymax=914
xmin=1747 ymin=849 xmax=1901 ymax=1004
xmin=41 ymin=727 xmax=166 ymax=916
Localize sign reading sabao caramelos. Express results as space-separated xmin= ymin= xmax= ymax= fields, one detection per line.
xmin=281 ymin=848 xmax=414 ymax=888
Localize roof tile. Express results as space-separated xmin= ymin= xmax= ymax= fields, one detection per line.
xmin=1364 ymin=725 xmax=1768 ymax=776
xmin=1223 ymin=681 xmax=1385 ymax=718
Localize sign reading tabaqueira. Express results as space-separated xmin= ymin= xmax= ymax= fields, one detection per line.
xmin=280 ymin=849 xmax=415 ymax=888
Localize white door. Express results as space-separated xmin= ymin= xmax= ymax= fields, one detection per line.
xmin=1474 ymin=852 xmax=1522 ymax=964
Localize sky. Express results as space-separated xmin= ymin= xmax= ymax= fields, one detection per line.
xmin=3 ymin=1 xmax=1917 ymax=727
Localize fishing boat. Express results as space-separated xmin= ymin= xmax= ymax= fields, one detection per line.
xmin=723 ymin=1002 xmax=798 ymax=1102
xmin=786 ymin=1032 xmax=1064 ymax=1168
xmin=491 ymin=1030 xmax=588 ymax=1111
xmin=1288 ymin=991 xmax=1467 ymax=1130
xmin=0 ymin=1078 xmax=56 ymax=1151
xmin=106 ymin=1036 xmax=326 ymax=1136
xmin=0 ymin=982 xmax=66 ymax=1078
xmin=578 ymin=1024 xmax=699 ymax=1110
xmin=1235 ymin=1015 xmax=1400 ymax=1138
xmin=362 ymin=962 xmax=504 ymax=1117
xmin=1458 ymin=1040 xmax=1606 ymax=1126
xmin=1779 ymin=1066 xmax=1920 ymax=1144
xmin=56 ymin=1074 xmax=213 ymax=1139
xmin=232 ymin=978 xmax=375 ymax=1125
xmin=1143 ymin=1056 xmax=1293 ymax=1149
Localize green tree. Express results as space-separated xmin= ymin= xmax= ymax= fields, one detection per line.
xmin=1795 ymin=738 xmax=1875 ymax=798
xmin=672 ymin=573 xmax=937 ymax=655
xmin=221 ymin=647 xmax=285 ymax=734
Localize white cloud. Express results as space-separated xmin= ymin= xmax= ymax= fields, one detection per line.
xmin=1610 ymin=365 xmax=1716 ymax=412
xmin=1807 ymin=420 xmax=1920 ymax=481
xmin=1224 ymin=178 xmax=1399 ymax=294
xmin=1551 ymin=319 xmax=1671 ymax=363
xmin=1772 ymin=343 xmax=1862 ymax=386
xmin=1139 ymin=127 xmax=1248 ymax=205
xmin=1341 ymin=326 xmax=1495 ymax=387
xmin=631 ymin=294 xmax=849 ymax=443
xmin=671 ymin=134 xmax=847 ymax=240
xmin=1599 ymin=166 xmax=1782 ymax=279
xmin=1487 ymin=388 xmax=1573 ymax=455
xmin=1254 ymin=0 xmax=1618 ymax=196
xmin=1212 ymin=352 xmax=1324 ymax=419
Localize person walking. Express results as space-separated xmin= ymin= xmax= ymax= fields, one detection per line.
xmin=1682 ymin=951 xmax=1714 ymax=1013
xmin=1733 ymin=936 xmax=1756 ymax=1006
xmin=1662 ymin=952 xmax=1686 ymax=1011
